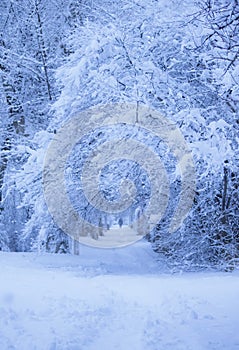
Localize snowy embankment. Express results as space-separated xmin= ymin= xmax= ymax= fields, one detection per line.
xmin=0 ymin=241 xmax=239 ymax=350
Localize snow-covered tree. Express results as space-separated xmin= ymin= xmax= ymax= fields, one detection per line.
xmin=1 ymin=0 xmax=238 ymax=270
xmin=151 ymin=0 xmax=239 ymax=270
xmin=0 ymin=0 xmax=92 ymax=251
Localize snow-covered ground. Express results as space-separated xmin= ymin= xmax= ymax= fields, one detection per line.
xmin=1 ymin=240 xmax=239 ymax=350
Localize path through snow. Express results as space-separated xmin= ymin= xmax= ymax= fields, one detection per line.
xmin=0 ymin=240 xmax=239 ymax=350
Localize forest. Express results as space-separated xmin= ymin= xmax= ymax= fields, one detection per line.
xmin=0 ymin=0 xmax=238 ymax=271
